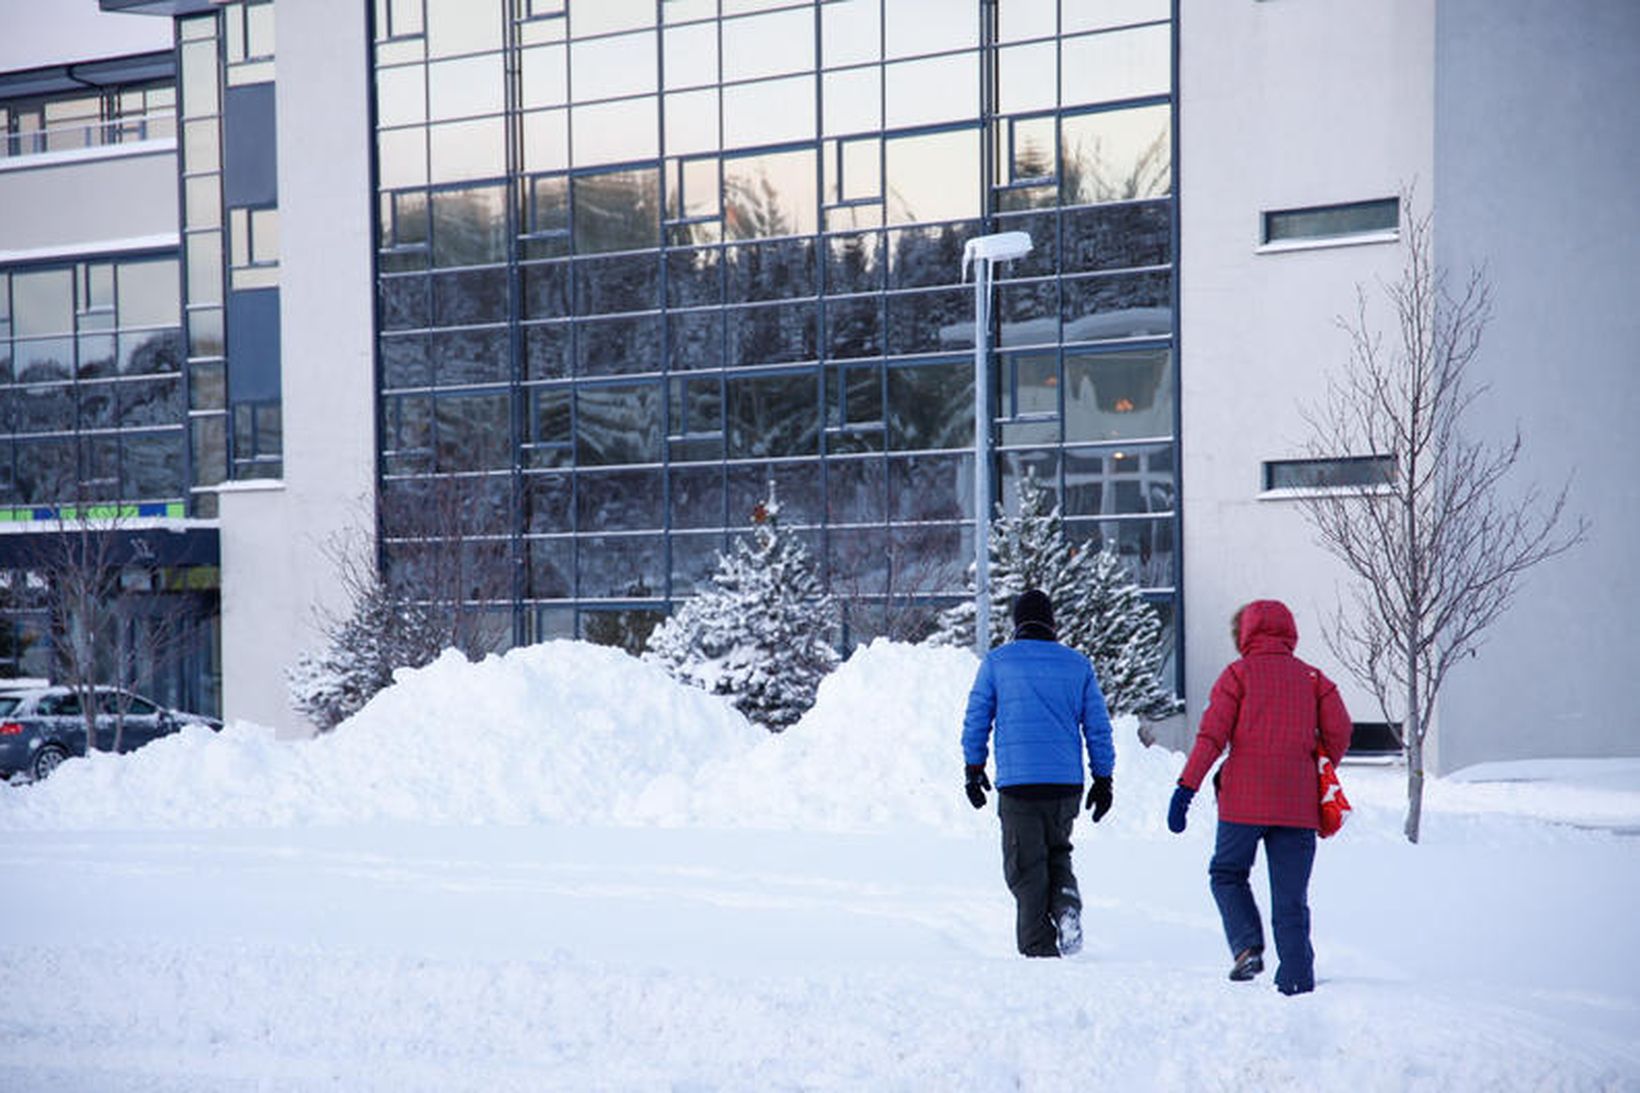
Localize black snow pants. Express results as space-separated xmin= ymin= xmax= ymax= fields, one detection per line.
xmin=998 ymin=791 xmax=1081 ymax=957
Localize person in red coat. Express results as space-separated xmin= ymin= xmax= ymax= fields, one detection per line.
xmin=1167 ymin=599 xmax=1353 ymax=994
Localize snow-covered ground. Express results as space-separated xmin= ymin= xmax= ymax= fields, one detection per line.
xmin=2 ymin=641 xmax=1637 ymax=1091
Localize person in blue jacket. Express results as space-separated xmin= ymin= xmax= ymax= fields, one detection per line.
xmin=962 ymin=588 xmax=1116 ymax=957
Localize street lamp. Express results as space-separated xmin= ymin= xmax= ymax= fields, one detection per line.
xmin=961 ymin=230 xmax=1033 ymax=657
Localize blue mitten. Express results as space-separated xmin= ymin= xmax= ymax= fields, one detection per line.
xmin=1167 ymin=783 xmax=1196 ymax=833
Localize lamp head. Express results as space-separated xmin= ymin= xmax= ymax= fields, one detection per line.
xmin=962 ymin=231 xmax=1033 ymax=280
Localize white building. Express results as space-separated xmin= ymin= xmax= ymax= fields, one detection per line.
xmin=1 ymin=0 xmax=1634 ymax=772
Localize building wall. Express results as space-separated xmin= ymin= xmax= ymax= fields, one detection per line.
xmin=1430 ymin=0 xmax=1640 ymax=771
xmin=1176 ymin=0 xmax=1435 ymax=741
xmin=217 ymin=0 xmax=376 ymax=735
xmin=0 ymin=144 xmax=177 ymax=257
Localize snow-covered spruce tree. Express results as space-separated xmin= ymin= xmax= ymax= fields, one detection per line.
xmin=287 ymin=551 xmax=444 ymax=733
xmin=932 ymin=469 xmax=1180 ymax=720
xmin=644 ymin=485 xmax=839 ymax=732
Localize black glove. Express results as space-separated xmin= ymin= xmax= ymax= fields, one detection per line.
xmin=964 ymin=764 xmax=991 ymax=809
xmin=1085 ymin=774 xmax=1113 ymax=822
xmin=1167 ymin=783 xmax=1196 ymax=834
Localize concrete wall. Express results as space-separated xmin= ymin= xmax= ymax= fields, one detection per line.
xmin=217 ymin=0 xmax=377 ymax=736
xmin=0 ymin=144 xmax=177 ymax=257
xmin=1176 ymin=0 xmax=1436 ymax=738
xmin=1430 ymin=0 xmax=1640 ymax=771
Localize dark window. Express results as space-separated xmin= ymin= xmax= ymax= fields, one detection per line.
xmin=1263 ymin=198 xmax=1399 ymax=245
xmin=1264 ymin=456 xmax=1395 ymax=491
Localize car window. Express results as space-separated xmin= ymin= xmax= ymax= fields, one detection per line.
xmin=0 ymin=696 xmax=18 ymax=715
xmin=38 ymin=693 xmax=81 ymax=716
xmin=100 ymin=692 xmax=159 ymax=716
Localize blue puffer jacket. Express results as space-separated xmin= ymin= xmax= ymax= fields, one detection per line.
xmin=962 ymin=638 xmax=1115 ymax=787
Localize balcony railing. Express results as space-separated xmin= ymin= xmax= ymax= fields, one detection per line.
xmin=1 ymin=111 xmax=177 ymax=162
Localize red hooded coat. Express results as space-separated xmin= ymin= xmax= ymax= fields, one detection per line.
xmin=1179 ymin=600 xmax=1354 ymax=829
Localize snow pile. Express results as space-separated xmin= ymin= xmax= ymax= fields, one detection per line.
xmin=0 ymin=638 xmax=1189 ymax=834
xmin=0 ymin=641 xmax=761 ymax=830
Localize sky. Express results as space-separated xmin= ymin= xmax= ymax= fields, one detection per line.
xmin=1 ymin=638 xmax=1638 ymax=1090
xmin=0 ymin=1 xmax=171 ymax=73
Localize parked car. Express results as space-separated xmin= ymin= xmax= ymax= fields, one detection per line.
xmin=0 ymin=685 xmax=222 ymax=783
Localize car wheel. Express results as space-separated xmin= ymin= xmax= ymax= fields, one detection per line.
xmin=31 ymin=745 xmax=68 ymax=782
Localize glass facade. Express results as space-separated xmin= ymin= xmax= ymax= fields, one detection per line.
xmin=178 ymin=0 xmax=283 ymax=512
xmin=371 ymin=0 xmax=1177 ymax=652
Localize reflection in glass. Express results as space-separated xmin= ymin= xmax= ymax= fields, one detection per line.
xmin=726 ymin=371 xmax=819 ymax=458
xmin=887 ymin=452 xmax=967 ymax=520
xmin=571 ymin=31 xmax=657 ymax=102
xmin=885 ymin=55 xmax=978 ymax=129
xmin=576 ymin=381 xmax=662 ymax=465
xmin=884 ymin=0 xmax=976 ymax=58
xmin=526 ymin=536 xmax=572 ymax=597
xmin=667 ymin=310 xmax=722 ymax=370
xmin=665 ymin=248 xmax=723 ymax=307
xmin=573 ymin=168 xmax=660 ymax=254
xmin=519 ymin=44 xmax=568 ymax=108
xmin=999 ymin=0 xmax=1056 ymax=42
xmin=1061 ymin=104 xmax=1171 ymax=204
xmin=669 ymin=465 xmax=726 ymax=529
xmin=431 ymin=327 xmax=508 ymax=385
xmin=1063 ymin=346 xmax=1173 ymax=443
xmin=727 ymin=460 xmax=822 ymax=526
xmin=823 ymin=67 xmax=880 ymax=137
xmin=578 ymin=468 xmax=664 ymax=530
xmin=999 ymin=42 xmax=1056 ymax=115
xmin=1061 ymin=25 xmax=1171 ymax=108
xmin=822 ymin=0 xmax=880 ymax=67
xmin=664 ymin=23 xmax=717 ymax=90
xmin=723 ymin=75 xmax=814 ymax=150
xmin=1061 ymin=201 xmax=1171 ymax=272
xmin=1061 ymin=271 xmax=1172 ymax=341
xmin=434 ymin=391 xmax=511 ymax=471
xmin=428 ymin=53 xmax=504 ymax=121
xmin=431 ymin=184 xmax=507 ymax=267
xmin=577 ymin=535 xmax=664 ymax=600
xmin=432 ymin=268 xmax=508 ymax=327
xmin=520 ymin=109 xmax=568 ymax=173
xmin=186 ymin=232 xmax=223 ymax=306
xmin=723 ymin=150 xmax=817 ymax=239
xmin=826 ymin=455 xmax=886 ymax=523
xmin=664 ymin=89 xmax=719 ymax=156
xmin=429 ymin=117 xmax=506 ymax=184
xmin=180 ymin=40 xmax=219 ymax=117
xmin=1064 ymin=0 xmax=1171 ymax=34
xmin=572 ymin=97 xmax=658 ymax=167
xmin=576 ymin=315 xmax=661 ymax=375
xmin=523 ymin=321 xmax=570 ymax=377
xmin=378 ymin=127 xmax=429 ymax=189
xmin=726 ymin=237 xmax=816 ymax=303
xmin=571 ymin=0 xmax=655 ymax=38
xmin=1063 ymin=443 xmax=1175 ymax=517
xmin=722 ymin=8 xmax=813 ymax=83
xmin=885 ymin=129 xmax=979 ymax=224
xmin=728 ymin=302 xmax=816 ymax=366
xmin=575 ymin=252 xmax=661 ymax=315
xmin=12 ymin=269 xmax=73 ymax=336
xmin=887 ymin=361 xmax=970 ymax=451
xmin=425 ymin=0 xmax=502 ymax=59
xmin=376 ymin=64 xmax=426 ymax=127
xmin=824 ymin=297 xmax=883 ymax=360
xmin=1065 ymin=516 xmax=1173 ymax=589
xmin=887 ymin=286 xmax=969 ymax=356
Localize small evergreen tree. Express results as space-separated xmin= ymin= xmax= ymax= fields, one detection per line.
xmin=645 ymin=484 xmax=839 ymax=732
xmin=932 ymin=469 xmax=1180 ymax=719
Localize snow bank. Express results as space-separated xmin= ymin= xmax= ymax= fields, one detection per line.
xmin=6 ymin=637 xmax=1637 ymax=840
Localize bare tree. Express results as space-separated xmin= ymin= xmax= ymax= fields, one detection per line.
xmin=1296 ymin=194 xmax=1587 ymax=843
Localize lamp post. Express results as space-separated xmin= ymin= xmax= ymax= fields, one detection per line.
xmin=961 ymin=230 xmax=1033 ymax=657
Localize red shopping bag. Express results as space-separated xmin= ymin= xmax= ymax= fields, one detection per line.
xmin=1317 ymin=753 xmax=1352 ymax=838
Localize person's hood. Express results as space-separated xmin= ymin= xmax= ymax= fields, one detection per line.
xmin=1238 ymin=599 xmax=1298 ymax=656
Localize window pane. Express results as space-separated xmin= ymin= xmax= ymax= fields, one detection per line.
xmin=1062 ymin=270 xmax=1172 ymax=341
xmin=1061 ymin=104 xmax=1172 ymax=204
xmin=575 ymin=252 xmax=661 ymax=315
xmin=432 ymin=268 xmax=508 ymax=326
xmin=722 ymin=74 xmax=814 ymax=149
xmin=571 ymin=30 xmax=657 ymax=102
xmin=1063 ymin=346 xmax=1173 ymax=442
xmin=429 ymin=117 xmax=506 ymax=183
xmin=572 ymin=97 xmax=658 ymax=167
xmin=122 ymin=430 xmax=186 ymax=498
xmin=822 ymin=0 xmax=879 ymax=67
xmin=1061 ymin=25 xmax=1171 ymax=107
xmin=1264 ymin=198 xmax=1399 ymax=243
xmin=663 ymin=88 xmax=719 ymax=156
xmin=885 ymin=128 xmax=979 ymax=224
xmin=998 ymin=41 xmax=1056 ymax=114
xmin=664 ymin=22 xmax=717 ymax=90
xmin=723 ymin=149 xmax=816 ymax=239
xmin=887 ymin=452 xmax=967 ymax=520
xmin=885 ymin=54 xmax=978 ymax=128
xmin=377 ymin=63 xmax=427 ymax=126
xmin=1064 ymin=516 xmax=1174 ymax=589
xmin=669 ymin=465 xmax=725 ymax=529
xmin=823 ymin=66 xmax=880 ymax=137
xmin=431 ymin=327 xmax=508 ymax=385
xmin=1264 ymin=456 xmax=1394 ymax=490
xmin=520 ymin=108 xmax=568 ymax=173
xmin=12 ymin=269 xmax=73 ymax=336
xmin=725 ymin=371 xmax=819 ymax=457
xmin=428 ymin=53 xmax=504 ymax=121
xmin=571 ymin=0 xmax=654 ymax=38
xmin=725 ymin=237 xmax=816 ymax=302
xmin=1064 ymin=1 xmax=1170 ymax=34
xmin=722 ymin=9 xmax=813 ymax=83
xmin=578 ymin=468 xmax=664 ymax=530
xmin=576 ymin=382 xmax=663 ymax=465
xmin=1063 ymin=444 xmax=1175 ymax=516
xmin=727 ymin=460 xmax=822 ymax=524
xmin=435 ymin=391 xmax=511 ymax=471
xmin=1061 ymin=201 xmax=1171 ymax=272
xmin=826 ymin=455 xmax=886 ymax=523
xmin=887 ymin=361 xmax=970 ymax=450
xmin=520 ymin=44 xmax=568 ymax=108
xmin=573 ymin=167 xmax=660 ymax=253
xmin=425 ymin=0 xmax=502 ymax=58
xmin=885 ymin=286 xmax=969 ymax=355
xmin=667 ymin=310 xmax=722 ymax=371
xmin=884 ymin=0 xmax=974 ymax=58
xmin=577 ymin=535 xmax=664 ymax=599
xmin=727 ymin=302 xmax=816 ymax=366
xmin=430 ymin=184 xmax=507 ymax=267
xmin=575 ymin=314 xmax=662 ymax=375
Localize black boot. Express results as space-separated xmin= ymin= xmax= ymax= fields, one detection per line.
xmin=1229 ymin=947 xmax=1264 ymax=982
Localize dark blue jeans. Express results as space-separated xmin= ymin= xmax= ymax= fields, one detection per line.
xmin=1209 ymin=821 xmax=1317 ymax=993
